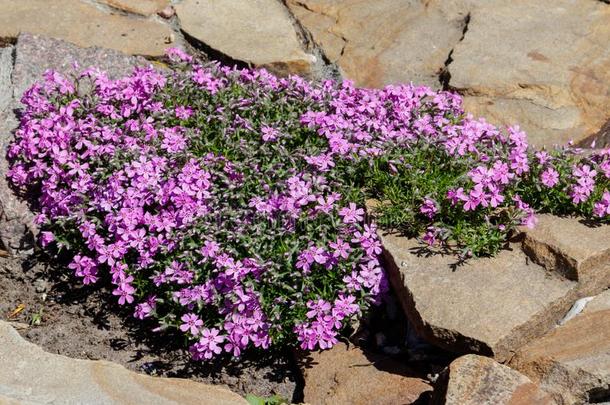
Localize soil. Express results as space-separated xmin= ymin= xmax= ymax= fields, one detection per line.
xmin=0 ymin=252 xmax=301 ymax=402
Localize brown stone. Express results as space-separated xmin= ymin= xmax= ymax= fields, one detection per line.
xmin=0 ymin=320 xmax=247 ymax=404
xmin=175 ymin=0 xmax=315 ymax=76
xmin=447 ymin=0 xmax=610 ymax=147
xmin=380 ymin=232 xmax=577 ymax=361
xmin=521 ymin=214 xmax=610 ymax=290
xmin=287 ymin=0 xmax=468 ymax=89
xmin=433 ymin=354 xmax=556 ymax=405
xmin=510 ymin=289 xmax=610 ymax=404
xmin=301 ymin=342 xmax=432 ymax=405
xmin=100 ymin=0 xmax=170 ymax=16
xmin=0 ymin=0 xmax=175 ymax=56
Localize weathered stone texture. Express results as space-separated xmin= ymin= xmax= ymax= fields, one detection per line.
xmin=176 ymin=0 xmax=315 ymax=76
xmin=0 ymin=0 xmax=174 ymax=56
xmin=510 ymin=289 xmax=610 ymax=404
xmin=0 ymin=321 xmax=247 ymax=404
xmin=448 ymin=0 xmax=610 ymax=147
xmin=287 ymin=0 xmax=467 ymax=89
xmin=380 ymin=232 xmax=577 ymax=362
xmin=433 ymin=354 xmax=556 ymax=405
xmin=301 ymin=342 xmax=432 ymax=405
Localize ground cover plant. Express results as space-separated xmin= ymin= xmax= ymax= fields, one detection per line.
xmin=7 ymin=49 xmax=610 ymax=360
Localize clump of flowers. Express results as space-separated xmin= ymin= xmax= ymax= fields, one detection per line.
xmin=7 ymin=49 xmax=610 ymax=360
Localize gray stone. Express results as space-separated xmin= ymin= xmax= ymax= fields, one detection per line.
xmin=433 ymin=354 xmax=556 ymax=405
xmin=447 ymin=0 xmax=610 ymax=147
xmin=0 ymin=320 xmax=247 ymax=404
xmin=175 ymin=0 xmax=315 ymax=76
xmin=0 ymin=47 xmax=12 ymax=112
xmin=287 ymin=0 xmax=467 ymax=89
xmin=380 ymin=232 xmax=577 ymax=361
xmin=0 ymin=0 xmax=175 ymax=56
xmin=510 ymin=289 xmax=610 ymax=405
xmin=521 ymin=214 xmax=610 ymax=289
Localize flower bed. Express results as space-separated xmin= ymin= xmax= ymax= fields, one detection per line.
xmin=7 ymin=49 xmax=610 ymax=360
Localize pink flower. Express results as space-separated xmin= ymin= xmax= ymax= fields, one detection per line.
xmin=420 ymin=198 xmax=438 ymax=219
xmin=540 ymin=167 xmax=559 ymax=188
xmin=338 ymin=203 xmax=364 ymax=224
xmin=180 ymin=313 xmax=204 ymax=335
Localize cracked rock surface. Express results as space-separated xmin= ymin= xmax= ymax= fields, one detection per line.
xmin=286 ymin=0 xmax=468 ymax=89
xmin=509 ymin=289 xmax=610 ymax=404
xmin=446 ymin=0 xmax=610 ymax=148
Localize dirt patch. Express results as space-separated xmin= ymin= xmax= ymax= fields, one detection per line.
xmin=0 ymin=253 xmax=301 ymax=402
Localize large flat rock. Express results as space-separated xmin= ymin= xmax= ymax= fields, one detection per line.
xmin=175 ymin=0 xmax=314 ymax=76
xmin=447 ymin=0 xmax=610 ymax=147
xmin=0 ymin=0 xmax=174 ymax=56
xmin=380 ymin=233 xmax=577 ymax=361
xmin=433 ymin=354 xmax=556 ymax=405
xmin=287 ymin=0 xmax=467 ymax=89
xmin=510 ymin=289 xmax=610 ymax=404
xmin=521 ymin=214 xmax=610 ymax=288
xmin=0 ymin=321 xmax=247 ymax=404
xmin=301 ymin=342 xmax=432 ymax=405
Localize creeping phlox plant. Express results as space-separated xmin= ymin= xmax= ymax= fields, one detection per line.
xmin=7 ymin=48 xmax=610 ymax=360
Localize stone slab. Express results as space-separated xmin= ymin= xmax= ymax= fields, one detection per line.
xmin=448 ymin=0 xmax=610 ymax=147
xmin=433 ymin=354 xmax=556 ymax=405
xmin=175 ymin=0 xmax=314 ymax=76
xmin=0 ymin=321 xmax=247 ymax=404
xmin=521 ymin=214 xmax=610 ymax=287
xmin=380 ymin=232 xmax=577 ymax=361
xmin=287 ymin=0 xmax=467 ymax=89
xmin=510 ymin=289 xmax=610 ymax=404
xmin=0 ymin=0 xmax=175 ymax=56
xmin=301 ymin=342 xmax=432 ymax=405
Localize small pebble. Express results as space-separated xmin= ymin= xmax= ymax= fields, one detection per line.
xmin=157 ymin=6 xmax=175 ymax=19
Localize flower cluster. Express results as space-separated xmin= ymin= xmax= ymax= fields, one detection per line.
xmin=7 ymin=49 xmax=610 ymax=360
xmin=7 ymin=53 xmax=387 ymax=360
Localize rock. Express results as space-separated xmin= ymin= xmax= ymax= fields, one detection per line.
xmin=158 ymin=5 xmax=175 ymax=19
xmin=0 ymin=46 xmax=11 ymax=112
xmin=380 ymin=232 xmax=577 ymax=361
xmin=176 ymin=0 xmax=314 ymax=76
xmin=100 ymin=0 xmax=170 ymax=16
xmin=287 ymin=0 xmax=468 ymax=89
xmin=0 ymin=320 xmax=247 ymax=404
xmin=0 ymin=33 xmax=145 ymax=255
xmin=521 ymin=215 xmax=610 ymax=289
xmin=433 ymin=354 xmax=556 ymax=405
xmin=0 ymin=0 xmax=175 ymax=56
xmin=510 ymin=289 xmax=610 ymax=404
xmin=447 ymin=0 xmax=610 ymax=147
xmin=301 ymin=342 xmax=432 ymax=405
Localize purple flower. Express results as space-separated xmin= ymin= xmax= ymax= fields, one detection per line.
xmin=338 ymin=203 xmax=364 ymax=224
xmin=420 ymin=198 xmax=438 ymax=219
xmin=190 ymin=328 xmax=225 ymax=360
xmin=540 ymin=167 xmax=559 ymax=188
xmin=180 ymin=313 xmax=204 ymax=335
